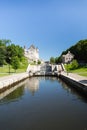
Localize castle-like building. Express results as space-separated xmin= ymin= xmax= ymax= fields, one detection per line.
xmin=62 ymin=51 xmax=74 ymax=63
xmin=24 ymin=44 xmax=39 ymax=63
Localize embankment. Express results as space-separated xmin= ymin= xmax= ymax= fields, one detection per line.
xmin=59 ymin=72 xmax=87 ymax=96
xmin=0 ymin=73 xmax=29 ymax=93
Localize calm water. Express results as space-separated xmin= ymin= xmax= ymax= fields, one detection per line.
xmin=0 ymin=77 xmax=87 ymax=130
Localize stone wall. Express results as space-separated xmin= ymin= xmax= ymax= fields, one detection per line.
xmin=26 ymin=64 xmax=63 ymax=74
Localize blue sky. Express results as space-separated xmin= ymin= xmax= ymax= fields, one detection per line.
xmin=0 ymin=0 xmax=87 ymax=60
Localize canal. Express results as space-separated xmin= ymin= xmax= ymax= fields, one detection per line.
xmin=0 ymin=77 xmax=87 ymax=130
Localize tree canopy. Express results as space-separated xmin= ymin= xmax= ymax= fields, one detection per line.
xmin=50 ymin=57 xmax=55 ymax=64
xmin=49 ymin=39 xmax=87 ymax=64
xmin=6 ymin=44 xmax=24 ymax=64
xmin=0 ymin=39 xmax=28 ymax=71
xmin=61 ymin=39 xmax=87 ymax=63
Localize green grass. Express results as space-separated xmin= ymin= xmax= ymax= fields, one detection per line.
xmin=69 ymin=67 xmax=87 ymax=76
xmin=0 ymin=65 xmax=14 ymax=73
xmin=65 ymin=65 xmax=87 ymax=76
xmin=0 ymin=73 xmax=10 ymax=77
xmin=0 ymin=64 xmax=27 ymax=77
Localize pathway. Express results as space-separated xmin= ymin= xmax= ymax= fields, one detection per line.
xmin=61 ymin=71 xmax=87 ymax=86
xmin=0 ymin=72 xmax=29 ymax=89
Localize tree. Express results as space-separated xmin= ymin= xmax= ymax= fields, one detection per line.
xmin=0 ymin=46 xmax=6 ymax=66
xmin=70 ymin=59 xmax=79 ymax=70
xmin=0 ymin=40 xmax=7 ymax=66
xmin=6 ymin=44 xmax=24 ymax=64
xmin=0 ymin=39 xmax=28 ymax=72
xmin=55 ymin=56 xmax=62 ymax=64
xmin=55 ymin=57 xmax=59 ymax=64
xmin=16 ymin=45 xmax=24 ymax=61
xmin=11 ymin=56 xmax=20 ymax=72
xmin=61 ymin=39 xmax=87 ymax=63
xmin=0 ymin=39 xmax=11 ymax=46
xmin=37 ymin=60 xmax=41 ymax=64
xmin=50 ymin=57 xmax=55 ymax=64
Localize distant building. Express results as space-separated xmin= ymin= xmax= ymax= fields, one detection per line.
xmin=62 ymin=51 xmax=74 ymax=63
xmin=24 ymin=44 xmax=39 ymax=63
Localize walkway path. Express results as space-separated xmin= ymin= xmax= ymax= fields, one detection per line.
xmin=0 ymin=73 xmax=27 ymax=81
xmin=61 ymin=71 xmax=87 ymax=86
xmin=0 ymin=72 xmax=29 ymax=89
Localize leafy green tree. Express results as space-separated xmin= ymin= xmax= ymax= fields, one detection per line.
xmin=55 ymin=57 xmax=62 ymax=64
xmin=70 ymin=59 xmax=79 ymax=70
xmin=55 ymin=57 xmax=58 ymax=64
xmin=6 ymin=46 xmax=12 ymax=64
xmin=0 ymin=39 xmax=28 ymax=73
xmin=50 ymin=57 xmax=55 ymax=64
xmin=6 ymin=44 xmax=24 ymax=64
xmin=37 ymin=60 xmax=41 ymax=64
xmin=61 ymin=39 xmax=87 ymax=63
xmin=0 ymin=41 xmax=7 ymax=66
xmin=0 ymin=39 xmax=11 ymax=46
xmin=16 ymin=45 xmax=24 ymax=60
xmin=19 ymin=57 xmax=28 ymax=70
xmin=66 ymin=59 xmax=79 ymax=70
xmin=34 ymin=61 xmax=36 ymax=64
xmin=11 ymin=56 xmax=20 ymax=72
xmin=0 ymin=46 xmax=6 ymax=65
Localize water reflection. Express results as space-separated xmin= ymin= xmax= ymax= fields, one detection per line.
xmin=0 ymin=81 xmax=26 ymax=104
xmin=26 ymin=77 xmax=87 ymax=103
xmin=1 ymin=86 xmax=24 ymax=104
xmin=0 ymin=77 xmax=87 ymax=104
xmin=25 ymin=77 xmax=39 ymax=95
xmin=0 ymin=77 xmax=87 ymax=130
xmin=58 ymin=78 xmax=87 ymax=103
xmin=25 ymin=77 xmax=59 ymax=95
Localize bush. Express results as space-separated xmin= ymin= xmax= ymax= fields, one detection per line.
xmin=50 ymin=57 xmax=55 ymax=64
xmin=37 ymin=60 xmax=41 ymax=64
xmin=65 ymin=59 xmax=79 ymax=71
xmin=11 ymin=56 xmax=20 ymax=72
xmin=19 ymin=57 xmax=28 ymax=69
xmin=70 ymin=59 xmax=79 ymax=70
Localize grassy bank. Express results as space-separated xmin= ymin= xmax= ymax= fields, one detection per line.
xmin=69 ymin=67 xmax=87 ymax=76
xmin=65 ymin=65 xmax=87 ymax=77
xmin=0 ymin=65 xmax=27 ymax=77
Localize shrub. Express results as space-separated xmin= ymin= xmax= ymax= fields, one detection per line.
xmin=70 ymin=59 xmax=79 ymax=70
xmin=37 ymin=60 xmax=41 ymax=64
